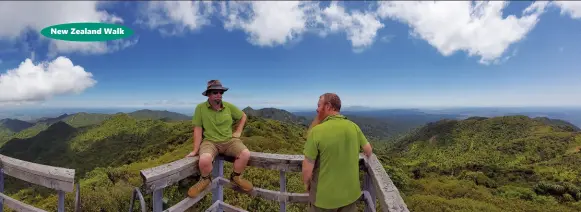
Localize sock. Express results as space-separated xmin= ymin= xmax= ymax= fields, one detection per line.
xmin=201 ymin=174 xmax=211 ymax=180
xmin=230 ymin=171 xmax=241 ymax=180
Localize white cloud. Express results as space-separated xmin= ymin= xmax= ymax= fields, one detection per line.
xmin=318 ymin=2 xmax=384 ymax=52
xmin=141 ymin=1 xmax=384 ymax=52
xmin=221 ymin=1 xmax=317 ymax=47
xmin=376 ymin=1 xmax=548 ymax=64
xmin=137 ymin=1 xmax=214 ymax=36
xmin=0 ymin=1 xmax=133 ymax=56
xmin=0 ymin=57 xmax=96 ymax=103
xmin=552 ymin=1 xmax=581 ymax=19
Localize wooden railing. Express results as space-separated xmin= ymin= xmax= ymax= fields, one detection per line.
xmin=0 ymin=154 xmax=80 ymax=212
xmin=138 ymin=152 xmax=409 ymax=212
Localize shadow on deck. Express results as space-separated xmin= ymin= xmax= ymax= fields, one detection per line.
xmin=135 ymin=152 xmax=409 ymax=212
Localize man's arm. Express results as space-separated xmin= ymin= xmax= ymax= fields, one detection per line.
xmin=188 ymin=105 xmax=203 ymax=157
xmin=356 ymin=124 xmax=373 ymax=157
xmin=192 ymin=126 xmax=203 ymax=154
xmin=229 ymin=103 xmax=246 ymax=138
xmin=302 ymin=158 xmax=315 ymax=189
xmin=302 ymin=130 xmax=318 ymax=190
xmin=362 ymin=143 xmax=372 ymax=157
xmin=233 ymin=112 xmax=247 ymax=137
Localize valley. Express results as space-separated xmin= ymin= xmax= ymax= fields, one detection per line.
xmin=0 ymin=107 xmax=580 ymax=211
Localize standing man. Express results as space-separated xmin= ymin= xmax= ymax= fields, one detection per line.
xmin=302 ymin=93 xmax=373 ymax=212
xmin=186 ymin=80 xmax=253 ymax=198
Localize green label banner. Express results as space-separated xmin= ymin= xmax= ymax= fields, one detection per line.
xmin=40 ymin=22 xmax=134 ymax=42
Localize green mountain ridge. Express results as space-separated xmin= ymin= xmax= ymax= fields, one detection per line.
xmin=381 ymin=115 xmax=581 ymax=211
xmin=1 ymin=109 xmax=581 ymax=211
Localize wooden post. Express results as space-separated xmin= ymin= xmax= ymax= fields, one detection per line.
xmin=279 ymin=170 xmax=286 ymax=212
xmin=212 ymin=159 xmax=224 ymax=210
xmin=363 ymin=170 xmax=376 ymax=212
xmin=1 ymin=168 xmax=4 ymax=212
xmin=152 ymin=188 xmax=163 ymax=212
xmin=57 ymin=190 xmax=65 ymax=212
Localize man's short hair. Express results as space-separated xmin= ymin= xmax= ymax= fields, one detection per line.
xmin=320 ymin=93 xmax=341 ymax=111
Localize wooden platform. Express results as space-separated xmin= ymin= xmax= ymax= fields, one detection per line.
xmin=137 ymin=152 xmax=409 ymax=212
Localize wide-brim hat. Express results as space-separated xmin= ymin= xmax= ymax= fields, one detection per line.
xmin=202 ymin=80 xmax=229 ymax=96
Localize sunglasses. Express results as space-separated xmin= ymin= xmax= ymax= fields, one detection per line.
xmin=210 ymin=91 xmax=224 ymax=95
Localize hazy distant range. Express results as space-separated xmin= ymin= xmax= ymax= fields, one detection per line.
xmin=1 ymin=106 xmax=580 ymax=128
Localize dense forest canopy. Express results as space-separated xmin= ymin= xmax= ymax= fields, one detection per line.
xmin=0 ymin=109 xmax=580 ymax=211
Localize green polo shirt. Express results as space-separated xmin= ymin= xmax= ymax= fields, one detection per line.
xmin=192 ymin=101 xmax=244 ymax=143
xmin=303 ymin=114 xmax=369 ymax=209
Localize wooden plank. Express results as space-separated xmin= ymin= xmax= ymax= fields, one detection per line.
xmin=211 ymin=160 xmax=223 ymax=204
xmin=0 ymin=193 xmax=47 ymax=212
xmin=363 ymin=154 xmax=409 ymax=212
xmin=153 ymin=188 xmax=164 ymax=212
xmin=1 ymin=168 xmax=4 ymax=212
xmin=216 ymin=177 xmax=309 ymax=203
xmin=0 ymin=155 xmax=75 ymax=192
xmin=57 ymin=190 xmax=65 ymax=212
xmin=141 ymin=157 xmax=199 ymax=193
xmin=141 ymin=153 xmax=364 ymax=193
xmin=164 ymin=178 xmax=218 ymax=212
xmin=362 ymin=191 xmax=377 ymax=212
xmin=279 ymin=170 xmax=286 ymax=212
xmin=220 ymin=202 xmax=248 ymax=212
xmin=204 ymin=201 xmax=221 ymax=212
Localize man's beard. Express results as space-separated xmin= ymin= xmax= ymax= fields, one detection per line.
xmin=316 ymin=110 xmax=326 ymax=122
xmin=212 ymin=99 xmax=222 ymax=105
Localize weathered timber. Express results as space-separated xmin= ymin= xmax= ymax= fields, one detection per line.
xmin=129 ymin=187 xmax=147 ymax=212
xmin=216 ymin=177 xmax=309 ymax=203
xmin=0 ymin=154 xmax=75 ymax=192
xmin=204 ymin=201 xmax=221 ymax=212
xmin=220 ymin=201 xmax=248 ymax=212
xmin=0 ymin=193 xmax=47 ymax=212
xmin=141 ymin=157 xmax=199 ymax=193
xmin=139 ymin=152 xmax=408 ymax=212
xmin=140 ymin=152 xmax=364 ymax=193
xmin=362 ymin=191 xmax=377 ymax=212
xmin=363 ymin=154 xmax=409 ymax=212
xmin=164 ymin=178 xmax=219 ymax=212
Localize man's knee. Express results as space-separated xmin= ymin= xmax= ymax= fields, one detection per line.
xmin=199 ymin=153 xmax=214 ymax=167
xmin=237 ymin=149 xmax=250 ymax=159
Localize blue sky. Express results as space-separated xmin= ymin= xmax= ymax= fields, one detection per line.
xmin=0 ymin=1 xmax=580 ymax=111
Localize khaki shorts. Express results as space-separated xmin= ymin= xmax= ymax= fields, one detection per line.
xmin=199 ymin=138 xmax=248 ymax=160
xmin=308 ymin=200 xmax=357 ymax=212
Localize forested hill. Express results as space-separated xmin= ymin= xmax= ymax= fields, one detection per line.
xmin=1 ymin=109 xmax=581 ymax=211
xmin=380 ymin=115 xmax=581 ymax=211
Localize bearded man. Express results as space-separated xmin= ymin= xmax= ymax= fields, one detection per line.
xmin=302 ymin=93 xmax=373 ymax=212
xmin=186 ymin=80 xmax=253 ymax=198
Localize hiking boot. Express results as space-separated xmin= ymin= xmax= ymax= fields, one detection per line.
xmin=231 ymin=175 xmax=253 ymax=192
xmin=187 ymin=177 xmax=211 ymax=198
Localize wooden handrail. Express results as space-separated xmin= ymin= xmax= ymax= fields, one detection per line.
xmin=139 ymin=151 xmax=409 ymax=212
xmin=0 ymin=154 xmax=76 ymax=212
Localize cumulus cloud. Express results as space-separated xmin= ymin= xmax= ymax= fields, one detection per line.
xmin=0 ymin=57 xmax=96 ymax=103
xmin=0 ymin=1 xmax=134 ymax=56
xmin=221 ymin=1 xmax=317 ymax=47
xmin=137 ymin=1 xmax=215 ymax=36
xmin=318 ymin=2 xmax=384 ymax=52
xmin=552 ymin=1 xmax=581 ymax=19
xmin=376 ymin=1 xmax=548 ymax=64
xmin=141 ymin=1 xmax=384 ymax=52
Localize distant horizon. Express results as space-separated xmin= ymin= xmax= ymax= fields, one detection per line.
xmin=1 ymin=2 xmax=581 ymax=110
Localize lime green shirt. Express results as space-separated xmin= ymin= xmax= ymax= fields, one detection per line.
xmin=303 ymin=114 xmax=369 ymax=209
xmin=192 ymin=101 xmax=243 ymax=143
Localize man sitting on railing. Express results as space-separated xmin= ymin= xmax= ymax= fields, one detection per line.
xmin=186 ymin=80 xmax=254 ymax=198
xmin=302 ymin=93 xmax=373 ymax=212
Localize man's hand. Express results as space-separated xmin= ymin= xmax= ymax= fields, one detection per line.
xmin=232 ymin=131 xmax=241 ymax=138
xmin=186 ymin=149 xmax=199 ymax=157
